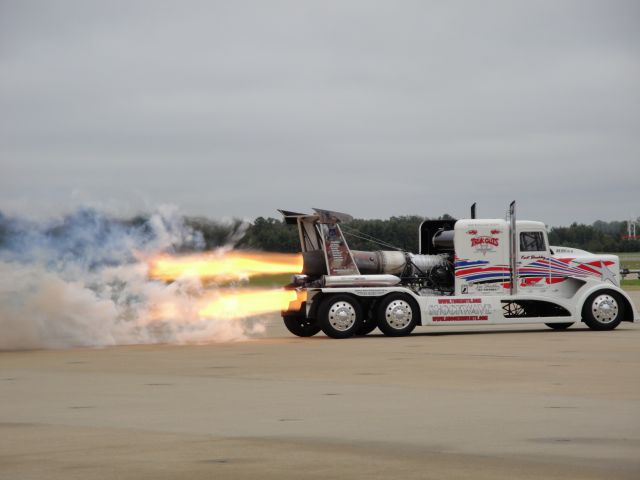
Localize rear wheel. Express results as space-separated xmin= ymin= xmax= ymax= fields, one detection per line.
xmin=318 ymin=295 xmax=363 ymax=339
xmin=283 ymin=315 xmax=321 ymax=337
xmin=355 ymin=317 xmax=378 ymax=336
xmin=545 ymin=322 xmax=574 ymax=330
xmin=582 ymin=291 xmax=623 ymax=331
xmin=376 ymin=293 xmax=419 ymax=337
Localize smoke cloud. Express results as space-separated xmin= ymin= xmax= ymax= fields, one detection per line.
xmin=0 ymin=206 xmax=266 ymax=350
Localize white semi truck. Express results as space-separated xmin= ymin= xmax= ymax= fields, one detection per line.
xmin=279 ymin=203 xmax=638 ymax=338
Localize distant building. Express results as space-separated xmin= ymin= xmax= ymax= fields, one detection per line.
xmin=624 ymin=218 xmax=639 ymax=240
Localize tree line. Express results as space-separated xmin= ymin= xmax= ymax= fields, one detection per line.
xmin=187 ymin=215 xmax=640 ymax=253
xmin=3 ymin=210 xmax=636 ymax=258
xmin=547 ymin=221 xmax=639 ymax=253
xmin=0 ymin=212 xmax=426 ymax=254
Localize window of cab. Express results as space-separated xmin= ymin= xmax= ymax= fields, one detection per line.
xmin=520 ymin=231 xmax=546 ymax=252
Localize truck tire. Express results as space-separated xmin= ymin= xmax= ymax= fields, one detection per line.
xmin=545 ymin=322 xmax=574 ymax=330
xmin=376 ymin=293 xmax=419 ymax=337
xmin=317 ymin=295 xmax=363 ymax=339
xmin=355 ymin=317 xmax=378 ymax=336
xmin=283 ymin=315 xmax=321 ymax=337
xmin=582 ymin=291 xmax=623 ymax=331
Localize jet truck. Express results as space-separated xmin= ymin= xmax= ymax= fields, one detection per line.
xmin=279 ymin=203 xmax=638 ymax=338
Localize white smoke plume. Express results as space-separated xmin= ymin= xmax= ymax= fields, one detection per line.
xmin=0 ymin=206 xmax=266 ymax=350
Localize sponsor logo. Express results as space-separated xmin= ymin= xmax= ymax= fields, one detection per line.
xmin=520 ymin=278 xmax=545 ymax=288
xmin=433 ymin=316 xmax=488 ymax=322
xmin=553 ymin=247 xmax=575 ymax=253
xmin=437 ymin=298 xmax=482 ymax=304
xmin=471 ymin=237 xmax=499 ymax=247
xmin=470 ymin=236 xmax=499 ymax=255
xmin=353 ymin=289 xmax=389 ymax=296
xmin=428 ymin=301 xmax=493 ymax=317
xmin=469 ymin=283 xmax=503 ymax=293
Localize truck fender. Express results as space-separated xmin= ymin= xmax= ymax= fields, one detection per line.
xmin=575 ymin=284 xmax=639 ymax=323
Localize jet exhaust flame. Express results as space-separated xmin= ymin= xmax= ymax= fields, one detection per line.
xmin=198 ymin=288 xmax=305 ymax=320
xmin=0 ymin=207 xmax=300 ymax=350
xmin=147 ymin=251 xmax=305 ymax=322
xmin=146 ymin=288 xmax=304 ymax=322
xmin=148 ymin=251 xmax=303 ymax=282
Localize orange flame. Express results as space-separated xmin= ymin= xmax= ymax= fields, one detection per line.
xmin=148 ymin=251 xmax=303 ymax=282
xmin=198 ymin=288 xmax=306 ymax=320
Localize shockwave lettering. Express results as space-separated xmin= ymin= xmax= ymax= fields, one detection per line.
xmin=428 ymin=303 xmax=493 ymax=316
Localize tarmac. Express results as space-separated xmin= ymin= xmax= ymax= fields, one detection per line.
xmin=1 ymin=291 xmax=639 ymax=479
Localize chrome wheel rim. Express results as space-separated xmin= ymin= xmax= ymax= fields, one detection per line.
xmin=328 ymin=301 xmax=357 ymax=331
xmin=385 ymin=299 xmax=413 ymax=329
xmin=591 ymin=294 xmax=618 ymax=324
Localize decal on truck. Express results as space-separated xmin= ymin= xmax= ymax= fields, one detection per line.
xmin=433 ymin=316 xmax=488 ymax=322
xmin=353 ymin=288 xmax=390 ymax=296
xmin=428 ymin=298 xmax=492 ymax=321
xmin=454 ymin=260 xmax=510 ymax=283
xmin=320 ymin=224 xmax=359 ymax=276
xmin=518 ymin=257 xmax=618 ymax=284
xmin=470 ymin=236 xmax=500 ymax=255
xmin=428 ymin=298 xmax=492 ymax=316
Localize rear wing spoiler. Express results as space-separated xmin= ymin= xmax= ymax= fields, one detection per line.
xmin=278 ymin=208 xmax=359 ymax=275
xmin=278 ymin=208 xmax=353 ymax=225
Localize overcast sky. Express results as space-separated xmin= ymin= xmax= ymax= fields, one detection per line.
xmin=1 ymin=0 xmax=639 ymax=226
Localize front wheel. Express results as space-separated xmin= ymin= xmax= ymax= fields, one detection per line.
xmin=317 ymin=295 xmax=363 ymax=339
xmin=582 ymin=291 xmax=623 ymax=331
xmin=376 ymin=293 xmax=419 ymax=337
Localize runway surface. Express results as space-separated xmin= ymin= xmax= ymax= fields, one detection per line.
xmin=2 ymin=291 xmax=639 ymax=479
